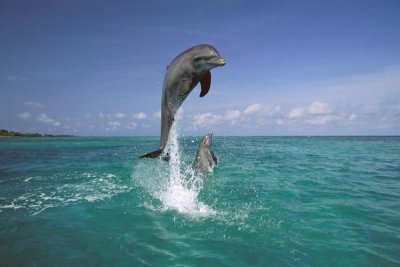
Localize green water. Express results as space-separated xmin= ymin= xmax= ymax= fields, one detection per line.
xmin=0 ymin=136 xmax=399 ymax=266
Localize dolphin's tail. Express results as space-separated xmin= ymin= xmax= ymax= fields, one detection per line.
xmin=139 ymin=148 xmax=164 ymax=159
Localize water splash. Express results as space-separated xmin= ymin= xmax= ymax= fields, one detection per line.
xmin=133 ymin=121 xmax=215 ymax=217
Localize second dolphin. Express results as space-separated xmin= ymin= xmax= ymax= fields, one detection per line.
xmin=193 ymin=133 xmax=217 ymax=173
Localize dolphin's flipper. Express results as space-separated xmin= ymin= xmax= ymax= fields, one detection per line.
xmin=199 ymin=71 xmax=211 ymax=97
xmin=139 ymin=149 xmax=163 ymax=159
xmin=178 ymin=78 xmax=199 ymax=97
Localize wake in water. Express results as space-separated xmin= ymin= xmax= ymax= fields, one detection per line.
xmin=133 ymin=122 xmax=215 ymax=217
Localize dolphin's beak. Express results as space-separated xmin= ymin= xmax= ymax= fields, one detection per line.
xmin=216 ymin=58 xmax=226 ymax=66
xmin=208 ymin=57 xmax=226 ymax=66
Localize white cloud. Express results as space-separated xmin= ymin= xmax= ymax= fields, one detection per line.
xmin=306 ymin=115 xmax=339 ymax=125
xmin=37 ymin=113 xmax=60 ymax=126
xmin=224 ymin=109 xmax=241 ymax=121
xmin=242 ymin=103 xmax=282 ymax=119
xmin=106 ymin=121 xmax=121 ymax=131
xmin=289 ymin=102 xmax=333 ymax=121
xmin=193 ymin=112 xmax=222 ymax=129
xmin=115 ymin=112 xmax=126 ymax=119
xmin=127 ymin=122 xmax=137 ymax=129
xmin=184 ymin=101 xmax=395 ymax=133
xmin=133 ymin=112 xmax=147 ymax=120
xmin=349 ymin=113 xmax=358 ymax=121
xmin=363 ymin=105 xmax=379 ymax=114
xmin=99 ymin=112 xmax=104 ymax=118
xmin=24 ymin=102 xmax=44 ymax=108
xmin=284 ymin=100 xmax=388 ymax=129
xmin=107 ymin=121 xmax=121 ymax=127
xmin=289 ymin=108 xmax=305 ymax=119
xmin=243 ymin=103 xmax=263 ymax=116
xmin=17 ymin=112 xmax=31 ymax=119
xmin=188 ymin=104 xmax=284 ymax=131
xmin=307 ymin=101 xmax=332 ymax=115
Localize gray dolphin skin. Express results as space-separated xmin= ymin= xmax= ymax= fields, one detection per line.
xmin=140 ymin=44 xmax=225 ymax=158
xmin=193 ymin=133 xmax=218 ymax=173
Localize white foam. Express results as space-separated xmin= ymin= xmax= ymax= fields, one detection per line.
xmin=0 ymin=172 xmax=129 ymax=215
xmin=23 ymin=177 xmax=33 ymax=182
xmin=133 ymin=120 xmax=216 ymax=217
xmin=157 ymin=182 xmax=215 ymax=216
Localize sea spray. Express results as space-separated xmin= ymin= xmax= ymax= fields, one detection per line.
xmin=133 ymin=121 xmax=215 ymax=217
xmin=158 ymin=123 xmax=215 ymax=216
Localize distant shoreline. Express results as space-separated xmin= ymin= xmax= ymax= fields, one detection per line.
xmin=0 ymin=129 xmax=74 ymax=138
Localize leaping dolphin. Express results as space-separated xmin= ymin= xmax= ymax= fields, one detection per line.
xmin=140 ymin=44 xmax=226 ymax=159
xmin=193 ymin=133 xmax=217 ymax=173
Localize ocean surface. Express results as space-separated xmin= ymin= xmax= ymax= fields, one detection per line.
xmin=0 ymin=134 xmax=399 ymax=266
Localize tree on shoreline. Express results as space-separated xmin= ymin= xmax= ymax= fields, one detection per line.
xmin=0 ymin=129 xmax=73 ymax=137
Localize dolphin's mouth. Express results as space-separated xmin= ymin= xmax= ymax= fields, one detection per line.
xmin=207 ymin=57 xmax=226 ymax=66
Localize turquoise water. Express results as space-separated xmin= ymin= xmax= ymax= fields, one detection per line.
xmin=0 ymin=136 xmax=399 ymax=266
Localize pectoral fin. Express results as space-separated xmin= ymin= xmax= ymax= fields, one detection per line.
xmin=199 ymin=71 xmax=211 ymax=97
xmin=178 ymin=77 xmax=198 ymax=97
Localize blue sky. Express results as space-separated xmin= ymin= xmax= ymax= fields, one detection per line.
xmin=1 ymin=0 xmax=399 ymax=135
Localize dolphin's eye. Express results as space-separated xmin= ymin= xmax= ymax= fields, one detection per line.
xmin=194 ymin=55 xmax=215 ymax=62
xmin=193 ymin=56 xmax=205 ymax=62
